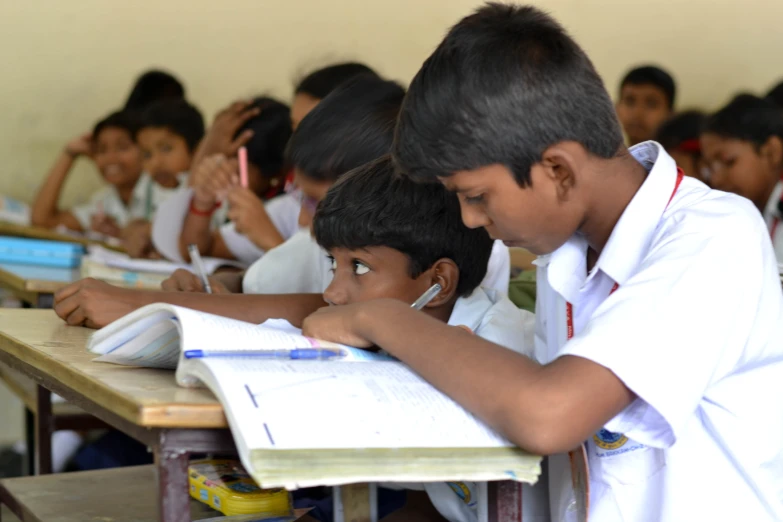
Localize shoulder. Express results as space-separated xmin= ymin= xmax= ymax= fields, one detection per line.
xmin=471 ymin=288 xmax=535 ymax=357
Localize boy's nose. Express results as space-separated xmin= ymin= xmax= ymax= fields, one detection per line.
xmin=323 ymin=281 xmax=349 ymax=306
xmin=460 ymin=203 xmax=491 ymax=230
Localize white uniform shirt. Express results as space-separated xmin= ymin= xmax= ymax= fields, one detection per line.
xmin=243 ymin=232 xmax=511 ymax=296
xmin=150 ymin=186 xmax=300 ymax=266
xmin=72 ymin=172 xmax=181 ymax=230
xmin=762 ymin=180 xmax=783 ymax=263
xmin=535 ymin=142 xmax=783 ymax=522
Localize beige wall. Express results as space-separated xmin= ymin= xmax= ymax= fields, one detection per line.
xmin=1 ymin=0 xmax=782 ymax=208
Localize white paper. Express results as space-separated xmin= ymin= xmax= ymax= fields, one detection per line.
xmin=194 ymin=358 xmax=513 ymax=451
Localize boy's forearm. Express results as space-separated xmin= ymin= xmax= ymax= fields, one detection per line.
xmin=140 ymin=290 xmax=327 ymax=326
xmin=31 ymin=152 xmax=78 ymax=228
xmin=356 ymin=300 xmax=632 ymax=455
xmin=179 ymin=211 xmax=215 ymax=260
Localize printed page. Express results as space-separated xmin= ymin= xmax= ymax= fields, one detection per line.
xmin=87 ymin=244 xmax=242 ymax=275
xmin=93 ymin=320 xmax=182 ymax=369
xmin=193 ymin=358 xmax=513 ymax=451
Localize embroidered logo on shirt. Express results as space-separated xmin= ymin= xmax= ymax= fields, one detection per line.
xmin=447 ymin=482 xmax=472 ymax=505
xmin=593 ymin=429 xmax=628 ymax=450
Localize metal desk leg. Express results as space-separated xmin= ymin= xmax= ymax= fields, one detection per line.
xmin=23 ymin=408 xmax=34 ymax=476
xmin=488 ymin=481 xmax=524 ymax=522
xmin=155 ymin=445 xmax=191 ymax=522
xmin=34 ymin=386 xmax=52 ymax=475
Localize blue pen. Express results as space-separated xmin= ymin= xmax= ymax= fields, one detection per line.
xmin=184 ymin=348 xmax=345 ymax=360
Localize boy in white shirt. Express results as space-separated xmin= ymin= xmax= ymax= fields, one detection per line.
xmin=301 ymin=5 xmax=783 ymax=522
xmin=151 ymin=97 xmax=297 ymax=265
xmin=701 ymin=94 xmax=783 ymax=262
xmin=301 ymin=155 xmax=541 ymax=522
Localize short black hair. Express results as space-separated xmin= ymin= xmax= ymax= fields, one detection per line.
xmin=620 ymin=65 xmax=676 ymax=109
xmin=140 ymin=100 xmax=205 ymax=152
xmin=703 ymin=94 xmax=783 ymax=148
xmin=237 ymin=97 xmax=292 ymax=177
xmin=655 ymin=110 xmax=705 ymax=151
xmin=766 ymin=81 xmax=783 ymax=108
xmin=124 ymin=70 xmax=185 ymax=112
xmin=393 ymin=3 xmax=623 ymax=187
xmin=288 ymin=75 xmax=405 ymax=182
xmin=92 ymin=111 xmax=142 ymax=142
xmin=295 ymin=62 xmax=378 ymax=100
xmin=314 ymin=155 xmax=493 ymax=297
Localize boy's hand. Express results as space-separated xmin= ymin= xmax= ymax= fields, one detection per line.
xmin=54 ymin=278 xmax=145 ymax=329
xmin=226 ymin=187 xmax=282 ymax=249
xmin=161 ymin=268 xmax=230 ymax=294
xmin=200 ymin=101 xmax=261 ymax=158
xmin=191 ymin=154 xmax=239 ymax=209
xmin=90 ymin=214 xmax=122 ymax=238
xmin=64 ymin=132 xmax=93 ymax=158
xmin=302 ymin=301 xmax=388 ymax=348
xmin=121 ymin=220 xmax=153 ymax=258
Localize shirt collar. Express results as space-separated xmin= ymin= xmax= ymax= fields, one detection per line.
xmin=447 ymin=287 xmax=495 ymax=332
xmin=547 ymin=141 xmax=678 ymax=302
xmin=763 ymin=180 xmax=783 ymax=223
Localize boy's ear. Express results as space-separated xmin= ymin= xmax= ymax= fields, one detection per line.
xmin=423 ymin=258 xmax=460 ymax=308
xmin=761 ymin=136 xmax=783 ymax=170
xmin=539 ymin=142 xmax=582 ymax=201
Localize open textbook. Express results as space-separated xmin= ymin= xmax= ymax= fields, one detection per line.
xmin=89 ymin=304 xmax=541 ymax=489
xmin=86 ymin=245 xmax=243 ymax=276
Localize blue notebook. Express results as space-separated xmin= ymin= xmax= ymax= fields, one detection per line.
xmin=0 ymin=237 xmax=84 ymax=268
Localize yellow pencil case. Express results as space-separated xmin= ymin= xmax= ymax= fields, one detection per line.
xmin=188 ymin=459 xmax=293 ymax=517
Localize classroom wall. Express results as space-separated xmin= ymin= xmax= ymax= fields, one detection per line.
xmin=0 ymin=0 xmax=782 ymax=210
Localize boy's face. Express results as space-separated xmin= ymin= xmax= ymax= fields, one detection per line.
xmin=701 ymin=133 xmax=779 ymax=209
xmin=440 ymin=164 xmax=582 ymax=256
xmin=323 ymin=246 xmax=432 ymax=306
xmin=616 ymin=84 xmax=672 ymax=146
xmin=137 ymin=127 xmax=192 ymax=189
xmin=93 ymin=127 xmax=143 ymax=188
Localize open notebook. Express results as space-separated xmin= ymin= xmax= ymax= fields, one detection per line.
xmin=89 ymin=304 xmax=541 ymax=490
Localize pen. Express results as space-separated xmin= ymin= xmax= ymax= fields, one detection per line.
xmin=238 ymin=146 xmax=249 ymax=188
xmin=411 ymin=283 xmax=442 ymax=310
xmin=184 ymin=348 xmax=345 ymax=360
xmin=187 ymin=244 xmax=213 ymax=294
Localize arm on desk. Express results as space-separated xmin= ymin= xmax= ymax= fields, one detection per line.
xmin=31 ymin=139 xmax=89 ymax=231
xmin=53 ymin=278 xmax=326 ymax=329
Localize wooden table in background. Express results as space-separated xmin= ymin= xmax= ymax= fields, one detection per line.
xmin=0 ymin=263 xmax=79 ymax=308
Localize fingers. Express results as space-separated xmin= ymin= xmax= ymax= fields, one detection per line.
xmin=54 ymin=280 xmax=84 ymax=305
xmin=227 ymin=130 xmax=254 ymax=156
xmin=54 ymin=292 xmax=83 ymax=325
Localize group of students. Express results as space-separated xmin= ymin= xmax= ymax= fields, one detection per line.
xmin=25 ymin=3 xmax=783 ymax=522
xmin=616 ymin=64 xmax=783 ymax=261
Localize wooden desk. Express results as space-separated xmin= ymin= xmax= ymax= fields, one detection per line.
xmin=0 ymin=263 xmax=78 ymax=308
xmin=0 ymin=309 xmax=527 ymax=522
xmin=0 ymin=221 xmax=123 ymax=252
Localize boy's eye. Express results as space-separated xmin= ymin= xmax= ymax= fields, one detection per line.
xmin=353 ymin=260 xmax=370 ymax=275
xmin=327 ymin=255 xmax=336 ymax=272
xmin=160 ymin=143 xmax=173 ymax=153
xmin=464 ymin=194 xmax=484 ymax=205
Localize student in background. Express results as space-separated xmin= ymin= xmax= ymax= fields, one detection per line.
xmin=291 ymin=62 xmax=378 ymax=129
xmin=151 ymin=97 xmax=296 ymax=265
xmin=655 ymin=110 xmax=708 ymax=183
xmin=616 ymin=65 xmax=676 ymax=146
xmin=123 ymin=99 xmax=206 ymax=257
xmin=766 ymin=80 xmax=783 ymax=108
xmin=301 ymin=5 xmax=783 ymax=521
xmin=701 ymin=94 xmax=783 ymax=261
xmin=31 ymin=111 xmax=144 ymax=237
xmin=123 ymin=69 xmax=185 ymax=113
xmin=299 ymin=155 xmax=543 ymax=522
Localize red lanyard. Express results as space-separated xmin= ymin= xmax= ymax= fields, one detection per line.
xmin=565 ymin=167 xmax=685 ymax=340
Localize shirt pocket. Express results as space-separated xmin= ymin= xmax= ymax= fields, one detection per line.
xmin=589 ymin=430 xmax=666 ymax=486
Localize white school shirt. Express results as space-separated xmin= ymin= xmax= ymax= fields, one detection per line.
xmin=762 ymin=179 xmax=783 ymax=263
xmin=534 ymin=141 xmax=783 ymax=522
xmin=72 ymin=172 xmax=181 ymax=230
xmin=150 ymin=186 xmax=300 ymax=266
xmin=242 ymin=233 xmax=511 ymax=296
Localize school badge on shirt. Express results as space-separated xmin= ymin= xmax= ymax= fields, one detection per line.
xmin=447 ymin=482 xmax=476 ymax=507
xmin=593 ymin=429 xmax=646 ymax=458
